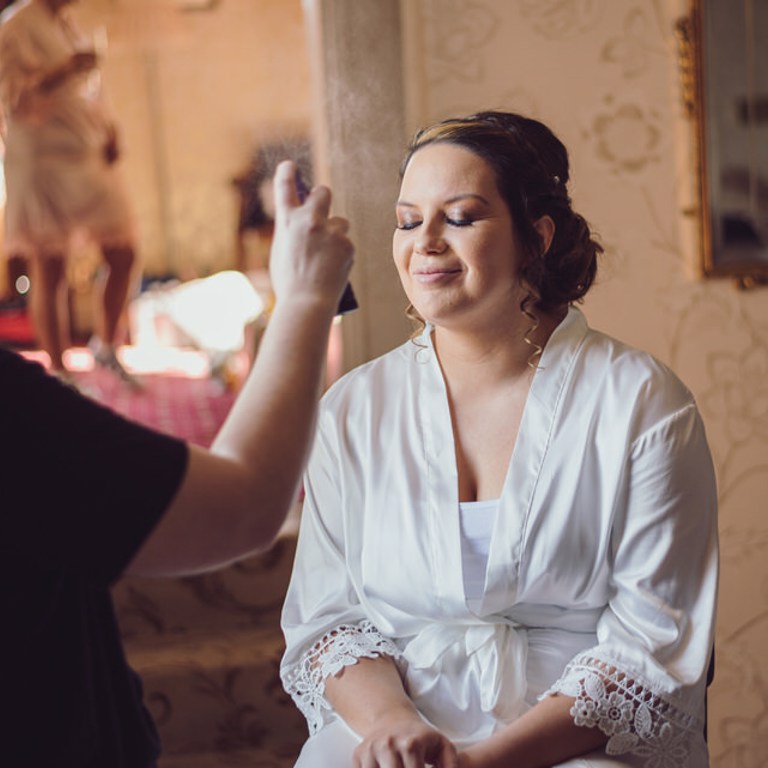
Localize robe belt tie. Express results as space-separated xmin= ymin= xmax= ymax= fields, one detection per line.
xmin=403 ymin=621 xmax=528 ymax=717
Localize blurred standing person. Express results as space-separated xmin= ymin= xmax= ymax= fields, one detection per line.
xmin=0 ymin=0 xmax=140 ymax=386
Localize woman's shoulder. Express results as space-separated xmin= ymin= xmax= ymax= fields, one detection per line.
xmin=587 ymin=326 xmax=690 ymax=388
xmin=551 ymin=309 xmax=693 ymax=407
xmin=576 ymin=325 xmax=698 ymax=433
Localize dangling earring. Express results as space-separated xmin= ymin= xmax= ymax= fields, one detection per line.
xmin=405 ymin=302 xmax=428 ymax=345
xmin=520 ymin=293 xmax=543 ymax=370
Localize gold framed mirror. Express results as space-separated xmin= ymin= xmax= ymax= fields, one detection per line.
xmin=676 ymin=0 xmax=768 ymax=288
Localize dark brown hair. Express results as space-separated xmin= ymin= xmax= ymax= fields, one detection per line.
xmin=400 ymin=111 xmax=602 ymax=319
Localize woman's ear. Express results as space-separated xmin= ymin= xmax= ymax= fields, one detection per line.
xmin=534 ymin=215 xmax=555 ymax=256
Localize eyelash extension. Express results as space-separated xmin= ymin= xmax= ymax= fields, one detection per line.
xmin=395 ymin=216 xmax=474 ymax=230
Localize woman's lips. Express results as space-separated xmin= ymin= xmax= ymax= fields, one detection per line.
xmin=412 ymin=267 xmax=462 ymax=284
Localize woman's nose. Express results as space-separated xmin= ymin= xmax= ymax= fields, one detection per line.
xmin=415 ymin=223 xmax=447 ymax=255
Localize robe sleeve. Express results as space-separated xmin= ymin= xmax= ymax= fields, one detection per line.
xmin=280 ymin=404 xmax=401 ymax=735
xmin=544 ymin=401 xmax=718 ymax=764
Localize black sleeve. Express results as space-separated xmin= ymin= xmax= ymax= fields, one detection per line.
xmin=0 ymin=348 xmax=190 ymax=584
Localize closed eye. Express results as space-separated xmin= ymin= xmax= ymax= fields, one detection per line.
xmin=446 ymin=217 xmax=474 ymax=227
xmin=395 ymin=220 xmax=421 ymax=231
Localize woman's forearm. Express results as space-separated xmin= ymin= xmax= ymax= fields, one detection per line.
xmin=325 ymin=656 xmax=460 ymax=768
xmin=37 ymin=51 xmax=97 ymax=93
xmin=324 ymin=655 xmax=419 ymax=734
xmin=37 ymin=59 xmax=75 ymax=92
xmin=322 ymin=660 xmax=607 ymax=768
xmin=460 ymin=694 xmax=607 ymax=768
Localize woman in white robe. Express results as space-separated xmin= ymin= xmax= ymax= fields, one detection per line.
xmin=280 ymin=111 xmax=718 ymax=768
xmin=0 ymin=0 xmax=138 ymax=382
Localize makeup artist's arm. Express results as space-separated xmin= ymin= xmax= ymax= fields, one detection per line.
xmin=126 ymin=161 xmax=353 ymax=577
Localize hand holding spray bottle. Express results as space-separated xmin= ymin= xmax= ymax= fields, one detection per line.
xmin=294 ymin=169 xmax=358 ymax=316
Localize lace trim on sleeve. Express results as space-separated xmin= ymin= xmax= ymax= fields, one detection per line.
xmin=543 ymin=654 xmax=702 ymax=768
xmin=281 ymin=619 xmax=402 ymax=735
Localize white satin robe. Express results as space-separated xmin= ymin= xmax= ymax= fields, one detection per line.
xmin=280 ymin=307 xmax=718 ymax=768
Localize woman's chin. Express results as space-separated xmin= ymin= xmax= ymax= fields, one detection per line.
xmin=409 ymin=294 xmax=463 ymax=324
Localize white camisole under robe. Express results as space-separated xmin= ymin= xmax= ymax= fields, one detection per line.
xmin=458 ymin=499 xmax=499 ymax=612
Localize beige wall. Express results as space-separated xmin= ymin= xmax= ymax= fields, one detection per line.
xmin=72 ymin=0 xmax=312 ymax=278
xmin=401 ymin=1 xmax=767 ymax=765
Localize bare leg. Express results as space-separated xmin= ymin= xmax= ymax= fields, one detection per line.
xmin=28 ymin=252 xmax=69 ymax=372
xmin=90 ymin=242 xmax=142 ymax=387
xmin=93 ymin=242 xmax=137 ymax=346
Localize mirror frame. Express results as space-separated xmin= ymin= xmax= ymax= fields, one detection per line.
xmin=675 ymin=0 xmax=768 ymax=289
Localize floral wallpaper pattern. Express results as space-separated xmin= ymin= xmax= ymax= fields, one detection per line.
xmin=519 ymin=0 xmax=605 ymax=40
xmin=589 ymin=102 xmax=663 ymax=174
xmin=420 ymin=0 xmax=500 ymax=84
xmin=404 ymin=0 xmax=768 ymax=765
xmin=601 ymin=6 xmax=665 ymax=78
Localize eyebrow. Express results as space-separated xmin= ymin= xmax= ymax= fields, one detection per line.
xmin=396 ymin=193 xmax=491 ymax=208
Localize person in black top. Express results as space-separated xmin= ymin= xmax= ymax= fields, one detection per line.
xmin=0 ymin=160 xmax=354 ymax=768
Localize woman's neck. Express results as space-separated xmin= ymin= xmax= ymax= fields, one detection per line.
xmin=432 ymin=307 xmax=565 ymax=388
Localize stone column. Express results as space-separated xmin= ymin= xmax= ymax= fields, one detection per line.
xmin=303 ymin=0 xmax=412 ymax=373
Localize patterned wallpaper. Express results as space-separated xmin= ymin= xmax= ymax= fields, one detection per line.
xmin=401 ymin=1 xmax=768 ymax=765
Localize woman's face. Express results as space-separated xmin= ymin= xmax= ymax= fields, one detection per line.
xmin=393 ymin=142 xmax=527 ymax=333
